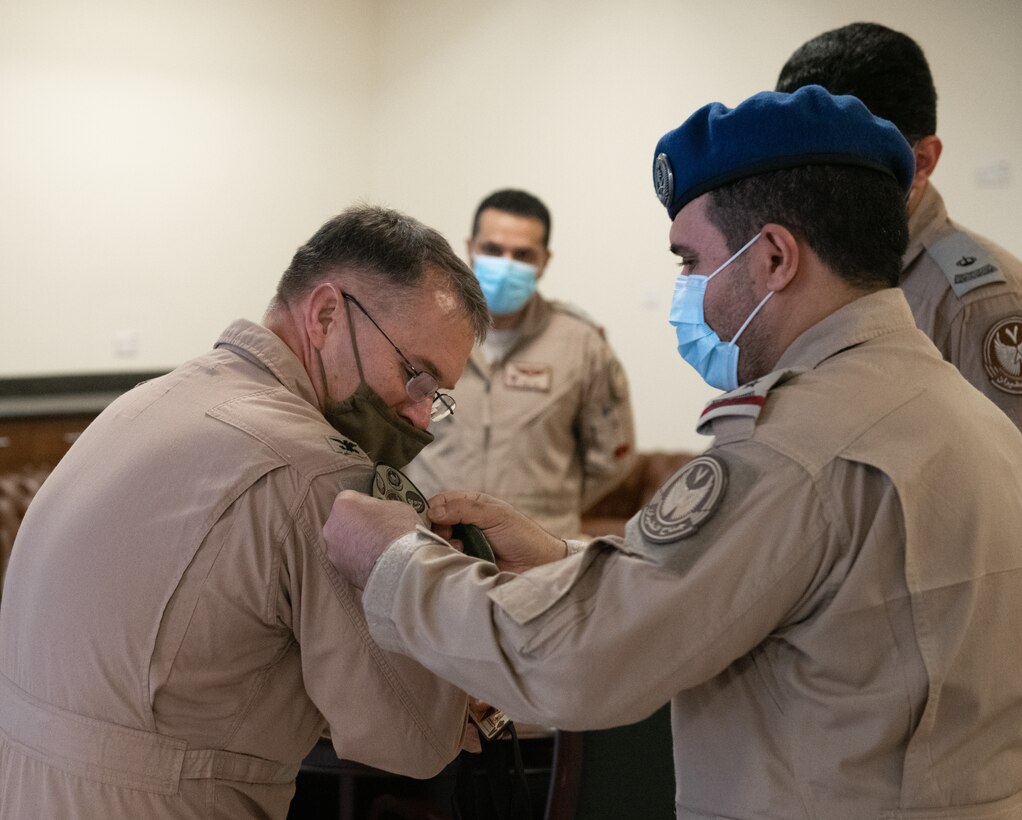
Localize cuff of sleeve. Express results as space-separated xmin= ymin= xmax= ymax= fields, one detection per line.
xmin=564 ymin=538 xmax=588 ymax=557
xmin=362 ymin=526 xmax=442 ymax=651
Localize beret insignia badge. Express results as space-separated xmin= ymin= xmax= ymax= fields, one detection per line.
xmin=654 ymin=152 xmax=674 ymax=208
xmin=639 ymin=455 xmax=728 ymax=543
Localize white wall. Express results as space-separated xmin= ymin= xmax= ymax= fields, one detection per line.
xmin=3 ymin=0 xmax=1021 ymax=451
xmin=0 ymin=0 xmax=378 ymax=372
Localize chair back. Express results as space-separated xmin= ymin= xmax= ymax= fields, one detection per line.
xmin=544 ymin=703 xmax=675 ymax=820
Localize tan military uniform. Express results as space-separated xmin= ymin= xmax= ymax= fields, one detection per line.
xmin=902 ymin=183 xmax=1022 ymax=430
xmin=406 ymin=295 xmax=636 ymax=538
xmin=0 ymin=320 xmax=466 ymax=820
xmin=360 ymin=290 xmax=1022 ymax=819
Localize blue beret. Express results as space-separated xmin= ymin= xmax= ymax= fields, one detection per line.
xmin=652 ymin=85 xmax=915 ymax=219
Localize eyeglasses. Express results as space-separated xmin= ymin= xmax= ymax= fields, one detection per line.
xmin=342 ymin=293 xmax=456 ymax=422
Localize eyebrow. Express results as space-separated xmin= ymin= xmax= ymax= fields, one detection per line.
xmin=406 ymin=352 xmax=445 ymax=385
xmin=669 ymin=243 xmax=697 ymax=257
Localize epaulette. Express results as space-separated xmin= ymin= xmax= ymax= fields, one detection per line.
xmin=696 ymin=368 xmax=805 ymax=441
xmin=551 ymin=300 xmax=605 ymax=332
xmin=927 ymin=230 xmax=1006 ymax=298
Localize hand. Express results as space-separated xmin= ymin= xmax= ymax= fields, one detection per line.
xmin=322 ymin=490 xmax=423 ymax=588
xmin=428 ymin=491 xmax=566 ymax=573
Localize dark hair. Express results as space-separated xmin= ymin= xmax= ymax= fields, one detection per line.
xmin=775 ymin=22 xmax=937 ymax=144
xmin=275 ymin=205 xmax=489 ymax=341
xmin=471 ymin=189 xmax=552 ymax=247
xmin=706 ymin=165 xmax=908 ymax=289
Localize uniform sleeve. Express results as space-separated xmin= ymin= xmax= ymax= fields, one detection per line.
xmin=361 ymin=449 xmax=858 ymax=731
xmin=287 ymin=467 xmax=467 ymax=778
xmin=944 ymin=292 xmax=1022 ymax=433
xmin=578 ymin=334 xmax=637 ymax=509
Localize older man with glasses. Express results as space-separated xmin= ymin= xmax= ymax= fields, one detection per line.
xmin=0 ymin=205 xmax=490 ymax=820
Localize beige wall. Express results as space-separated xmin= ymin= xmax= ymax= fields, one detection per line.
xmin=3 ymin=0 xmax=1020 ymax=451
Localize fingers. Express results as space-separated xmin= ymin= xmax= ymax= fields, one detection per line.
xmin=428 ymin=491 xmax=511 ymax=529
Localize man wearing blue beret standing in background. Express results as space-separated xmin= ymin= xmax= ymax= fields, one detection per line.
xmin=320 ymin=86 xmax=1022 ymax=818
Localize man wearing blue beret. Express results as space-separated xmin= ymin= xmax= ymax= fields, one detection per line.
xmin=777 ymin=23 xmax=1022 ymax=433
xmin=321 ymin=87 xmax=1022 ymax=818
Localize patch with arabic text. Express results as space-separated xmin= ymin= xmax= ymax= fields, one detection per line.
xmin=983 ymin=316 xmax=1022 ymax=395
xmin=639 ymin=455 xmax=728 ymax=543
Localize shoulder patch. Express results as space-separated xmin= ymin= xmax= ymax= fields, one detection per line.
xmin=372 ymin=463 xmax=430 ymax=525
xmin=639 ymin=455 xmax=728 ymax=543
xmin=928 ymin=231 xmax=1006 ymax=298
xmin=696 ymin=368 xmax=804 ymax=435
xmin=982 ymin=316 xmax=1022 ymax=395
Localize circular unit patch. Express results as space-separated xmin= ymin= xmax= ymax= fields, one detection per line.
xmin=373 ymin=464 xmax=428 ymax=519
xmin=982 ymin=316 xmax=1022 ymax=395
xmin=639 ymin=455 xmax=728 ymax=543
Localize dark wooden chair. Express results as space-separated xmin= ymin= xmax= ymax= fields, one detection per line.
xmin=543 ymin=703 xmax=675 ymax=820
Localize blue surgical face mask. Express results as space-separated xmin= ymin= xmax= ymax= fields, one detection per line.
xmin=669 ymin=231 xmax=772 ymax=391
xmin=473 ymin=255 xmax=539 ymax=315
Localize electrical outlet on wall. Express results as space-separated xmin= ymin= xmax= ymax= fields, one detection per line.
xmin=113 ymin=330 xmax=140 ymax=358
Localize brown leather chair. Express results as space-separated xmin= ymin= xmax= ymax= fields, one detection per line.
xmin=0 ymin=465 xmax=49 ymax=597
xmin=581 ymin=451 xmax=695 ymax=537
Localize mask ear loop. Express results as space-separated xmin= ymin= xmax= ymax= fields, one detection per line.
xmin=707 ymin=232 xmax=762 ymax=282
xmin=729 ymin=290 xmax=774 ymax=348
xmin=339 ymin=290 xmax=367 ymax=383
xmin=315 ymin=289 xmax=367 ymax=405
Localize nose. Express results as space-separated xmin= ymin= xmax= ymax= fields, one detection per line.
xmin=399 ymin=396 xmax=433 ymax=431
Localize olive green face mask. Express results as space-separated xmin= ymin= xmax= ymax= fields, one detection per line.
xmin=323 ymin=380 xmax=433 ymax=469
xmin=318 ymin=295 xmax=434 ymax=469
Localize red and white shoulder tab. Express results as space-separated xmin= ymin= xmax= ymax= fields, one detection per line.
xmin=696 ymin=368 xmax=805 ymax=437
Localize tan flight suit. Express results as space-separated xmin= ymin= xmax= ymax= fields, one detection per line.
xmin=359 ymin=290 xmax=1022 ymax=819
xmin=902 ymin=183 xmax=1022 ymax=431
xmin=406 ymin=295 xmax=636 ymax=539
xmin=0 ymin=320 xmax=466 ymax=820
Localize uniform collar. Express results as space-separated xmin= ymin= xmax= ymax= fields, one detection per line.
xmin=470 ymin=294 xmax=553 ymax=371
xmin=511 ymin=293 xmax=553 ymax=340
xmin=774 ymin=288 xmax=918 ymax=374
xmin=214 ymin=319 xmax=320 ymax=409
xmin=902 ymin=183 xmax=949 ymax=273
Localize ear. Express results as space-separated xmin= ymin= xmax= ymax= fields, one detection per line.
xmin=912 ymin=135 xmax=943 ymax=185
xmin=535 ymin=248 xmax=552 ymax=281
xmin=305 ymin=283 xmax=343 ymax=350
xmin=758 ymin=224 xmax=800 ymax=293
xmin=907 ymin=135 xmax=942 ymax=210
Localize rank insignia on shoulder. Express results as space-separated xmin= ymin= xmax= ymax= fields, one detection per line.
xmin=983 ymin=316 xmax=1022 ymax=395
xmin=928 ymin=231 xmax=1006 ymax=298
xmin=639 ymin=455 xmax=728 ymax=543
xmin=696 ymin=368 xmax=803 ymax=434
xmin=326 ymin=435 xmax=362 ymax=456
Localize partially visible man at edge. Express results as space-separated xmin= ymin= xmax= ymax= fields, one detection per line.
xmin=777 ymin=21 xmax=1022 ymax=430
xmin=321 ymin=88 xmax=1022 ymax=819
xmin=406 ymin=188 xmax=636 ymax=540
xmin=0 ymin=206 xmax=489 ymax=819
